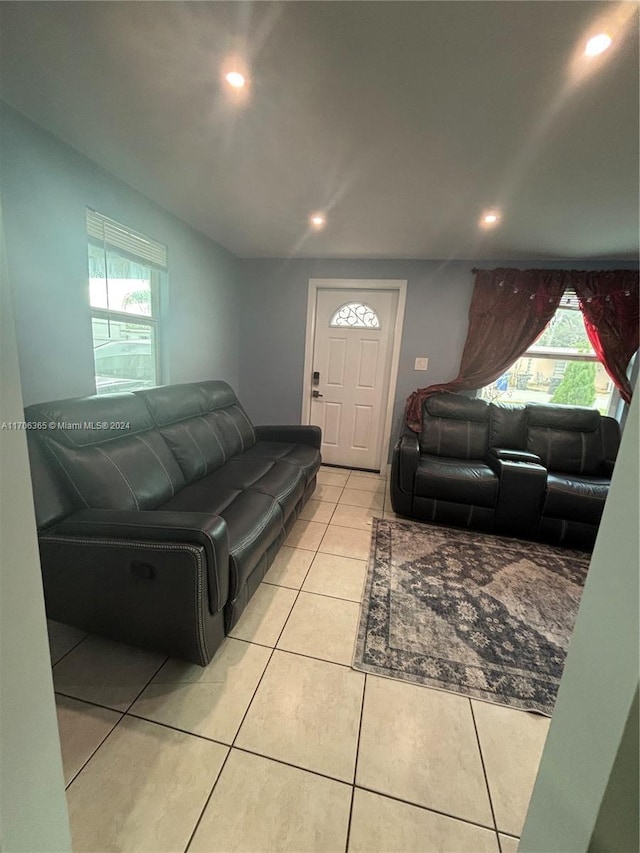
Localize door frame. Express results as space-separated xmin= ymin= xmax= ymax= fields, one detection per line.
xmin=301 ymin=278 xmax=407 ymax=471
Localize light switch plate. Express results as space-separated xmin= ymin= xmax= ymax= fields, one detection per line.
xmin=414 ymin=357 xmax=429 ymax=371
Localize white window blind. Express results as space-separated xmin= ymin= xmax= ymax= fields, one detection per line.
xmin=86 ymin=209 xmax=167 ymax=269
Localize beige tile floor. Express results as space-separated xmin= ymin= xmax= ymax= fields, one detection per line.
xmin=48 ymin=465 xmax=549 ymax=853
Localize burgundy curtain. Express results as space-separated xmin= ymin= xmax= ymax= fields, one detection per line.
xmin=573 ymin=272 xmax=639 ymax=404
xmin=405 ymin=269 xmax=566 ymax=432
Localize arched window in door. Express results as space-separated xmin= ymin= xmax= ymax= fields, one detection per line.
xmin=329 ymin=303 xmax=380 ymax=328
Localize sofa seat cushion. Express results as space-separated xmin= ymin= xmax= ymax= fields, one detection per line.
xmin=160 ymin=484 xmax=282 ymax=597
xmin=415 ymin=455 xmax=499 ymax=508
xmin=543 ymin=473 xmax=610 ymax=526
xmin=158 ymin=478 xmax=240 ymax=516
xmin=221 ymin=492 xmax=283 ymax=598
xmin=247 ymin=462 xmax=305 ymax=520
xmin=161 ymin=455 xmax=305 ymax=521
xmin=242 ymin=441 xmax=321 ymax=484
xmin=204 ymin=457 xmax=305 ymax=520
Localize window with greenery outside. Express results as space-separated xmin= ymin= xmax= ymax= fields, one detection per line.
xmin=479 ymin=303 xmax=613 ymax=414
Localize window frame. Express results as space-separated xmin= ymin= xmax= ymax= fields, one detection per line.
xmin=88 ymin=267 xmax=162 ymax=391
xmin=478 ymin=299 xmax=618 ymax=416
xmin=86 ymin=210 xmax=167 ymax=395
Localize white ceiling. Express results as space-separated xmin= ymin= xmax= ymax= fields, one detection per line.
xmin=1 ymin=1 xmax=638 ymax=260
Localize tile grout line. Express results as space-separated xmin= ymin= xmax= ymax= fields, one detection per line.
xmin=231 ymin=745 xmax=354 ymax=788
xmin=63 ymin=714 xmax=124 ymax=791
xmin=262 ymin=581 xmax=363 ymax=606
xmin=353 ymin=782 xmax=500 ymax=835
xmin=182 ymin=639 xmax=278 ymax=852
xmin=124 ymin=711 xmax=235 ymax=748
xmin=63 ymin=653 xmax=168 ymax=791
xmin=344 ymin=672 xmax=368 ymax=853
xmin=59 ymin=474 xmax=506 ymax=847
xmin=182 ymin=738 xmax=235 ymax=852
xmin=469 ymin=698 xmax=502 ymax=849
xmin=60 ymin=486 xmax=510 ymax=848
xmin=81 ymin=697 xmax=502 ymax=842
xmin=130 ymin=656 xmax=171 ymax=703
xmin=55 ymin=689 xmax=123 ymax=715
xmin=275 ymin=477 xmax=512 ymax=841
xmin=274 ymin=478 xmax=373 ymax=672
xmin=218 ymin=482 xmax=358 ymax=850
xmin=183 ymin=490 xmax=337 ymax=853
xmin=269 ymin=516 xmax=333 ymax=652
xmin=352 ymin=674 xmax=368 ymax=786
xmin=230 ymin=639 xmax=359 ymax=670
xmin=288 ymin=544 xmax=373 ymax=561
xmin=60 ymin=471 xmax=383 ymax=844
xmin=76 ymin=636 xmax=522 ymax=844
xmin=299 ymin=494 xmax=341 ymax=525
xmin=50 ymin=630 xmax=91 ymax=668
xmin=282 ymin=475 xmax=503 ymax=852
xmin=47 ymin=622 xmax=91 ymax=672
xmin=63 ymin=691 xmax=501 ymax=841
xmin=303 ymin=513 xmax=384 ymax=534
xmin=319 ymin=473 xmax=385 ymax=503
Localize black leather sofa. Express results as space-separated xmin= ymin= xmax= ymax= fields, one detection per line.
xmin=25 ymin=380 xmax=321 ymax=665
xmin=391 ymin=393 xmax=620 ymax=549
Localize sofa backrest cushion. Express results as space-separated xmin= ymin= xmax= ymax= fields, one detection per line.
xmin=600 ymin=416 xmax=622 ymax=469
xmin=26 ymin=432 xmax=76 ymax=530
xmin=136 ymin=380 xmax=256 ymax=484
xmin=489 ymin=403 xmax=528 ymax=450
xmin=525 ymin=403 xmax=604 ymax=475
xmin=25 ymin=394 xmax=185 ymax=516
xmin=420 ymin=393 xmax=490 ymax=459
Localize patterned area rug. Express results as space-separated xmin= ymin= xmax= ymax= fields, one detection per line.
xmin=353 ymin=519 xmax=590 ymax=715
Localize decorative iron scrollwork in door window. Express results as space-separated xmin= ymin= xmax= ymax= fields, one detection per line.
xmin=329 ymin=303 xmax=380 ymax=328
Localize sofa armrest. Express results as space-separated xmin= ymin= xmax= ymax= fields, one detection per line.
xmin=395 ymin=433 xmax=420 ymax=494
xmin=53 ymin=509 xmax=229 ymax=613
xmin=487 ymin=447 xmax=543 ymax=467
xmin=255 ymin=424 xmax=322 ymax=449
xmin=390 ymin=433 xmax=420 ymax=516
xmin=486 ymin=454 xmax=547 ymax=538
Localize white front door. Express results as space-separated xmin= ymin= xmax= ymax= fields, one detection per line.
xmin=310 ymin=288 xmax=397 ymax=470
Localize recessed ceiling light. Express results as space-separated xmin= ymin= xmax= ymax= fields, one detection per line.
xmin=480 ymin=210 xmax=501 ymax=228
xmin=310 ymin=213 xmax=326 ymax=229
xmin=585 ymin=33 xmax=612 ymax=56
xmin=225 ymin=71 xmax=246 ymax=88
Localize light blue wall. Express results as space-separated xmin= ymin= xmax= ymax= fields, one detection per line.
xmin=0 ymin=104 xmax=241 ymax=406
xmin=238 ymin=258 xmax=637 ymax=453
xmin=238 ymin=259 xmax=475 ymax=435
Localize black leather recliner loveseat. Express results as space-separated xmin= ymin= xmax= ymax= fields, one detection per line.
xmin=391 ymin=393 xmax=620 ymax=549
xmin=25 ymin=380 xmax=321 ymax=665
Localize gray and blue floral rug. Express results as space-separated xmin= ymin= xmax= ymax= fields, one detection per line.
xmin=353 ymin=519 xmax=590 ymax=715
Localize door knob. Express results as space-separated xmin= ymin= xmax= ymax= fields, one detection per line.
xmin=312 ymin=390 xmax=324 ymax=398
